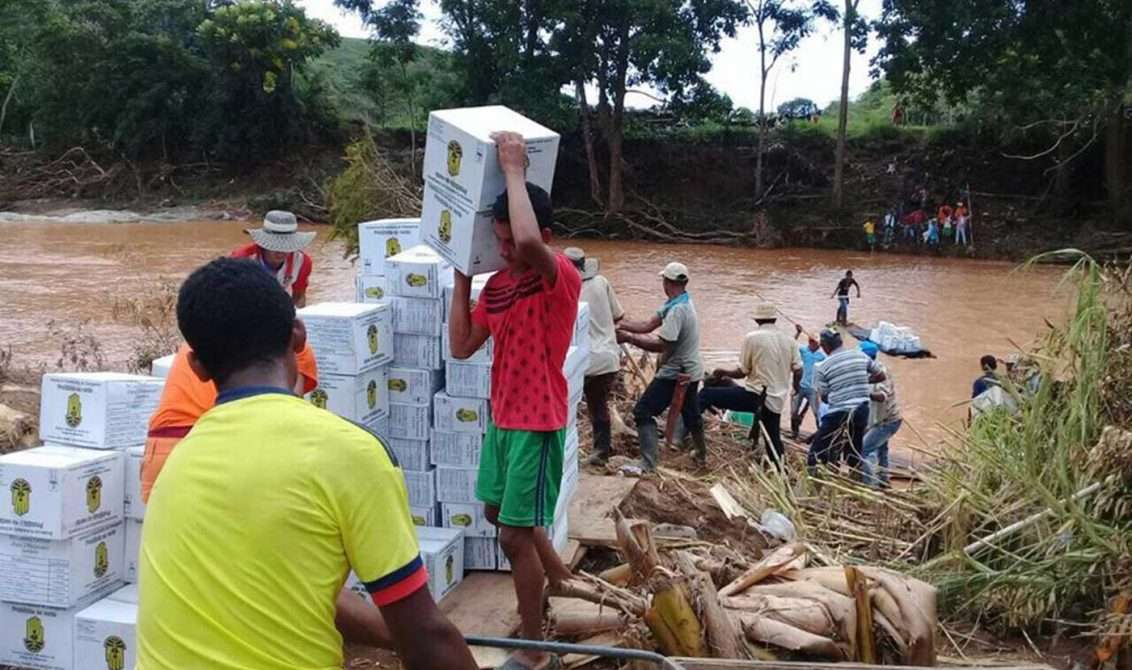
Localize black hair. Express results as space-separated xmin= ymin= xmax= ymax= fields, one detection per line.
xmin=755 ymin=319 xmax=777 ymax=325
xmin=845 ymin=270 xmax=854 ymax=276
xmin=176 ymin=257 xmax=295 ymax=383
xmin=980 ymin=354 xmax=997 ymax=371
xmin=492 ymin=182 xmax=554 ymax=231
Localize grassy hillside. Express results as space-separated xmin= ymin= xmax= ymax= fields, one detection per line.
xmin=308 ymin=37 xmax=462 ymax=130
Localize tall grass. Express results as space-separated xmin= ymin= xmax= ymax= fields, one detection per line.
xmin=915 ymin=255 xmax=1130 ymax=631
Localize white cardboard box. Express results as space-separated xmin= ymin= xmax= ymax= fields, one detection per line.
xmin=39 ymin=373 xmax=163 ymax=450
xmin=304 ymin=368 xmax=389 ymax=430
xmin=387 ymin=367 xmax=445 ymax=406
xmin=123 ymin=518 xmax=141 ymax=584
xmin=107 ymin=583 xmax=137 ymax=604
xmin=386 ymin=245 xmax=453 ymax=300
xmin=389 ymin=403 xmax=431 ymax=441
xmin=443 ymin=272 xmax=495 ymax=323
xmin=430 ymin=430 xmax=483 ymax=468
xmin=444 ymin=361 xmax=492 ymax=399
xmin=388 ymin=438 xmax=431 ymax=473
xmin=0 ymin=596 xmax=98 ymax=670
xmin=358 ymin=218 xmax=421 ymax=275
xmin=0 ymin=522 xmax=123 ymax=608
xmin=435 ymin=467 xmax=479 ymax=504
xmin=356 ymin=274 xmax=389 ymax=303
xmin=573 ymin=302 xmax=591 ymax=350
xmin=563 ymin=345 xmax=589 ymax=387
xmin=565 ymin=427 xmax=579 ymax=465
xmin=433 ymin=392 xmax=488 ymax=434
xmin=390 ymin=297 xmax=444 ymax=336
xmin=403 ymin=468 xmax=437 ymax=509
xmin=394 ymin=334 xmax=443 ymax=370
xmin=420 ymin=106 xmax=559 ymax=275
xmin=149 ymin=354 xmax=175 ymax=379
xmin=420 ymin=199 xmax=503 ymax=277
xmin=417 ymin=526 xmax=465 ymax=602
xmin=123 ymin=447 xmax=144 ymax=522
xmin=0 ymin=446 xmax=124 ymax=540
xmin=442 ymin=329 xmax=493 ymax=364
xmin=409 ymin=505 xmax=438 ymax=527
xmin=298 ymin=302 xmax=394 ymax=375
xmin=441 ymin=502 xmax=495 ymax=536
xmin=496 ymin=540 xmax=511 ymax=572
xmin=464 ymin=537 xmax=497 ymax=571
xmin=74 ymin=596 xmax=136 ymax=670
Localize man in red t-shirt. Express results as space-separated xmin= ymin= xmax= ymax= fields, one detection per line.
xmin=231 ymin=210 xmax=315 ymax=306
xmin=448 ymin=132 xmax=581 ymax=670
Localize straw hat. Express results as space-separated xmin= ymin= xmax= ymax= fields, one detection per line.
xmin=245 ymin=211 xmax=315 ymax=253
xmin=753 ymin=303 xmax=777 ymax=321
xmin=563 ymin=247 xmax=599 ymax=280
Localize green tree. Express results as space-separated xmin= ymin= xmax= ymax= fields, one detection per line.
xmin=197 ymin=0 xmax=340 ymax=160
xmin=777 ymin=96 xmax=818 ymax=119
xmin=874 ymin=0 xmax=1132 ymax=219
xmin=745 ymin=0 xmax=837 ymax=199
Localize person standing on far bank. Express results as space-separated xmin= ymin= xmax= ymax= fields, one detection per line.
xmin=565 ymin=247 xmax=626 ymax=466
xmin=617 ymin=262 xmax=705 ymax=470
xmin=831 ymin=270 xmax=861 ymax=325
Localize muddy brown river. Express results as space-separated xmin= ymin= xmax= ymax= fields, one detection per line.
xmin=0 ymin=219 xmax=1070 ymax=458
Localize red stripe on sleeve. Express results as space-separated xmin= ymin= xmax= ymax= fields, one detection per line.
xmin=369 ymin=565 xmax=429 ymax=607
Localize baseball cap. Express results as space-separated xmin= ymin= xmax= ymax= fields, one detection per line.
xmin=659 ymin=262 xmax=690 ymax=282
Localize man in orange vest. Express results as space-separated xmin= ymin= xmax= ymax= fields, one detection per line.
xmin=142 ymin=341 xmax=319 ymax=501
xmin=231 ymin=211 xmax=315 ymax=307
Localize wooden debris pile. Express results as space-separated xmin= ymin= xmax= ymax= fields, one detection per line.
xmin=550 ymin=508 xmax=938 ymax=666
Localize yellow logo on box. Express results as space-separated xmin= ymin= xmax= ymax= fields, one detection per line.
xmin=309 ymin=389 xmax=328 ymax=409
xmin=65 ymin=392 xmax=83 ymax=428
xmin=11 ymin=478 xmax=31 ymax=516
xmin=367 ymin=324 xmax=379 ymax=354
xmin=385 ymin=237 xmax=402 ymax=258
xmin=86 ymin=475 xmax=102 ymax=514
xmin=405 ymin=273 xmax=428 ymax=288
xmin=388 ymin=378 xmax=407 ymax=392
xmin=364 ymin=286 xmax=384 ymax=299
xmin=439 ymin=210 xmax=453 ymax=244
xmin=450 ymin=513 xmax=472 ymax=527
xmin=24 ymin=616 xmax=44 ymax=653
xmin=104 ymin=635 xmax=126 ymax=670
xmin=94 ymin=540 xmax=109 ymax=578
xmin=456 ymin=408 xmax=479 ymax=423
xmin=366 ymin=380 xmax=377 ymax=410
xmin=445 ymin=554 xmax=454 ymax=584
xmin=446 ymin=140 xmax=462 ymax=176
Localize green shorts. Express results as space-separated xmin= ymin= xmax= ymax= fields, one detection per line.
xmin=475 ymin=421 xmax=564 ymax=528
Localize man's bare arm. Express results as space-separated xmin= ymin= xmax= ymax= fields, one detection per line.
xmin=378 ymin=588 xmax=477 ymax=669
xmin=335 ymin=589 xmax=390 ymax=648
xmin=618 ymin=314 xmax=662 ymax=334
xmin=448 ymin=272 xmax=490 ymax=359
xmin=493 ymin=131 xmax=558 ymax=283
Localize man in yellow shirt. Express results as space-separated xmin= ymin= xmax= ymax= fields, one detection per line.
xmin=138 ymin=257 xmax=475 ymax=670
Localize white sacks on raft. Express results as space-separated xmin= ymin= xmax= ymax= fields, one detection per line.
xmin=870 ymin=321 xmax=922 ymax=354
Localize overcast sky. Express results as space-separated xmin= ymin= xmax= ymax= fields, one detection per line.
xmin=297 ymin=0 xmax=884 ymax=111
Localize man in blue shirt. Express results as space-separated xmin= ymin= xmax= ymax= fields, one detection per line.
xmin=790 ymin=325 xmax=826 ymax=438
xmin=809 ymin=329 xmax=884 ymax=476
xmin=972 ymin=355 xmax=999 ymax=398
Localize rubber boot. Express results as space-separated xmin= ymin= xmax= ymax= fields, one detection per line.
xmin=790 ymin=413 xmax=802 ymax=440
xmin=638 ymin=417 xmax=659 ymax=471
xmin=691 ymin=428 xmax=707 ymax=467
xmin=586 ymin=420 xmax=612 ymax=465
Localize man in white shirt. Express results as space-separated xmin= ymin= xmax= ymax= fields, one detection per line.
xmin=565 ymin=248 xmax=625 ymax=465
xmin=701 ymin=303 xmax=802 ymax=467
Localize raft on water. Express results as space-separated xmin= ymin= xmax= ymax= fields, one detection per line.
xmin=846 ymin=322 xmax=935 ymax=359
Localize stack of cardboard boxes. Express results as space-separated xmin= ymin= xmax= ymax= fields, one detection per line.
xmin=0 ymin=372 xmax=162 ymax=669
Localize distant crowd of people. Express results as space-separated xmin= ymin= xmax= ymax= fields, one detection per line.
xmin=865 ymin=197 xmax=973 ymax=252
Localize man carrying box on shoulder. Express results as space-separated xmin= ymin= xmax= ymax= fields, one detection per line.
xmin=138 ymin=257 xmax=475 ymax=670
xmin=448 ymin=131 xmax=581 ymax=670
